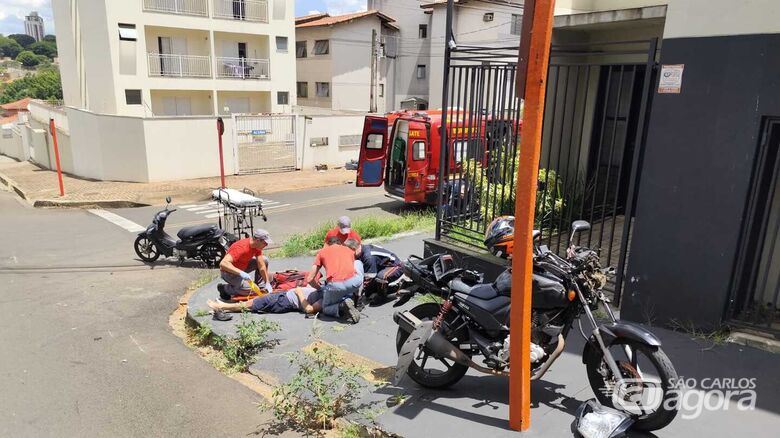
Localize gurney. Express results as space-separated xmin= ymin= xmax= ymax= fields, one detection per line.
xmin=211 ymin=188 xmax=267 ymax=242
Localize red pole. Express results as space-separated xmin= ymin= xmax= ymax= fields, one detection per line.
xmin=216 ymin=117 xmax=226 ymax=189
xmin=509 ymin=0 xmax=556 ymax=432
xmin=49 ymin=118 xmax=65 ymax=197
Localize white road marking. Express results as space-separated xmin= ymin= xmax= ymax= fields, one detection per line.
xmin=88 ymin=209 xmax=146 ymax=233
xmin=263 ymin=204 xmax=291 ymax=210
xmin=204 ymin=212 xmax=222 ymax=219
xmin=178 ymin=204 xmax=200 ymax=209
xmin=187 ymin=205 xmax=220 ymax=212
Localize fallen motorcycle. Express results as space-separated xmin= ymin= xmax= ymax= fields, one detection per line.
xmin=393 ymin=221 xmax=679 ymax=432
xmin=134 ymin=197 xmax=227 ymax=267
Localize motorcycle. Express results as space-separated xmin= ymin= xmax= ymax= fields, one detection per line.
xmin=393 ymin=221 xmax=679 ymax=432
xmin=134 ymin=197 xmax=228 ymax=268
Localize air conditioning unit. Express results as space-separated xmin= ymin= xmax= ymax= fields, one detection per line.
xmin=483 ymin=12 xmax=494 ymax=22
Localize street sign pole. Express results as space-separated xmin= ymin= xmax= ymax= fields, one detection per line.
xmin=48 ymin=118 xmax=65 ymax=197
xmin=509 ymin=0 xmax=556 ymax=432
xmin=216 ymin=117 xmax=226 ymax=189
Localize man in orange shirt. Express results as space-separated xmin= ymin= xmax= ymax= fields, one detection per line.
xmin=218 ymin=229 xmax=273 ymax=300
xmin=323 ymin=216 xmax=361 ymax=246
xmin=300 ymin=238 xmax=363 ymax=323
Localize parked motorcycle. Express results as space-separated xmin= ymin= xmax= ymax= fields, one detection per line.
xmin=393 ymin=221 xmax=679 ymax=432
xmin=134 ymin=197 xmax=228 ymax=267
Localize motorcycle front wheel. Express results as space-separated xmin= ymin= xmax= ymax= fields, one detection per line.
xmin=585 ymin=339 xmax=679 ymax=431
xmin=395 ymin=303 xmax=470 ymax=389
xmin=199 ymin=242 xmax=226 ymax=268
xmin=134 ymin=235 xmax=160 ymax=263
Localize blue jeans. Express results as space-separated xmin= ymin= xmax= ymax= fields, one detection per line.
xmin=310 ymin=261 xmax=363 ymax=318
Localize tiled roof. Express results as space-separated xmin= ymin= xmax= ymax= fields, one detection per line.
xmin=296 ymin=10 xmax=398 ymax=29
xmin=1 ymin=97 xmax=31 ymax=111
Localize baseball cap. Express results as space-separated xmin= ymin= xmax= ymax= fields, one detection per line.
xmin=338 ymin=216 xmax=351 ymax=234
xmin=253 ymin=229 xmax=273 ymax=244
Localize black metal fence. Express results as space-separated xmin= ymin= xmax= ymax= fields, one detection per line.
xmin=436 ymin=38 xmax=658 ymax=303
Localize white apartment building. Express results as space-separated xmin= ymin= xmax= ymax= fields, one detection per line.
xmin=24 ymin=11 xmax=46 ymax=42
xmin=295 ymin=11 xmax=399 ymax=113
xmin=52 ymin=0 xmax=297 ymax=118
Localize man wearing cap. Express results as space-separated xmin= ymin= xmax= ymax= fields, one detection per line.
xmin=218 ymin=229 xmax=273 ymax=300
xmin=323 ymin=216 xmax=362 ymax=246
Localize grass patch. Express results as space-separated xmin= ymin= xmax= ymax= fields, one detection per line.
xmin=415 ymin=293 xmax=444 ymax=304
xmin=193 ymin=309 xmax=210 ymax=318
xmin=668 ymin=319 xmax=731 ymax=347
xmin=190 ymin=313 xmax=280 ymax=373
xmin=271 ymin=210 xmax=436 ymax=258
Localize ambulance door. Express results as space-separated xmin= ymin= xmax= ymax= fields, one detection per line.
xmin=404 ymin=121 xmax=430 ymax=203
xmin=356 ymin=116 xmax=389 ymax=187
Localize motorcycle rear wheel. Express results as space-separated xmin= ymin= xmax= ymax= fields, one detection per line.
xmin=585 ymin=340 xmax=679 ymax=431
xmin=134 ymin=235 xmax=160 ymax=263
xmin=395 ymin=303 xmax=470 ymax=389
xmin=199 ymin=242 xmax=226 ymax=268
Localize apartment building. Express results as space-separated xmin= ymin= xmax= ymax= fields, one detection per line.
xmin=25 ymin=11 xmax=46 ymax=42
xmin=52 ymin=0 xmax=296 ymax=118
xmin=295 ymin=11 xmax=399 ymax=113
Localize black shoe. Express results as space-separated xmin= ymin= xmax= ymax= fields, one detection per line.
xmin=217 ymin=284 xmax=234 ymax=302
xmin=339 ymin=299 xmax=361 ymax=324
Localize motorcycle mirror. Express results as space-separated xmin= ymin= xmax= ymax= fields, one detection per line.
xmin=165 ymin=196 xmax=172 ymax=205
xmin=569 ymin=220 xmax=591 ymax=246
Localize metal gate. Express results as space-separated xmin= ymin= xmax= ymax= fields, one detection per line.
xmin=436 ymin=39 xmax=658 ymax=304
xmin=233 ymin=114 xmax=296 ymax=173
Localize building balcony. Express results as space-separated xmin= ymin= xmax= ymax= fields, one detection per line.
xmin=215 ymin=57 xmax=269 ymax=79
xmin=148 ymin=53 xmax=212 ymax=78
xmin=143 ymin=0 xmax=209 ymax=17
xmin=213 ymin=0 xmax=268 ymax=23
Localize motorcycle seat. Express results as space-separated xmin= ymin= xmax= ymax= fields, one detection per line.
xmin=177 ymin=224 xmax=218 ymax=240
xmin=450 ymin=279 xmax=499 ymax=300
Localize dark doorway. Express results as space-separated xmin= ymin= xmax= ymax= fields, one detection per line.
xmin=730 ymin=117 xmax=780 ymax=333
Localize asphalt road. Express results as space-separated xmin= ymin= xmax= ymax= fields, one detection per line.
xmin=0 ymin=183 xmax=405 ymax=437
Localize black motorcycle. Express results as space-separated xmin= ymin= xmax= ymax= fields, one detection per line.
xmin=134 ymin=197 xmax=227 ymax=267
xmin=393 ymin=221 xmax=679 ymax=432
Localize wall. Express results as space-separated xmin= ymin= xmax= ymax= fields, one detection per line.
xmin=297 ymin=114 xmax=365 ymax=169
xmin=622 ymin=0 xmax=780 ymax=328
xmin=217 ymin=91 xmax=271 ymax=115
xmin=331 ymin=19 xmax=386 ymax=112
xmin=0 ymin=125 xmax=25 ymax=161
xmin=151 ymin=90 xmax=215 ymax=116
xmin=296 ymin=25 xmax=335 ymax=109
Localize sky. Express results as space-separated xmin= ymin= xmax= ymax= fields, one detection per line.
xmin=0 ymin=0 xmax=368 ymax=36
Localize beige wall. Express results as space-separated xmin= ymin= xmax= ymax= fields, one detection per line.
xmin=217 ymin=91 xmax=272 ymax=115
xmin=296 ymin=25 xmax=335 ymax=108
xmin=151 ymin=90 xmax=215 ymax=116
xmin=664 ymin=0 xmax=780 ymax=39
xmin=297 ymin=114 xmax=365 ymax=169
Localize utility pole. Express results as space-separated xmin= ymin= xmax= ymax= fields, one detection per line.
xmin=370 ymin=28 xmax=378 ymax=113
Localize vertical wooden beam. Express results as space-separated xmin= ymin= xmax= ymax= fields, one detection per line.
xmin=509 ymin=0 xmax=556 ymax=432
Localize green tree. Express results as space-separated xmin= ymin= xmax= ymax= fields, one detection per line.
xmin=29 ymin=41 xmax=57 ymax=59
xmin=43 ymin=35 xmax=56 ymax=43
xmin=8 ymin=34 xmax=36 ymax=49
xmin=0 ymin=70 xmax=62 ymax=104
xmin=0 ymin=36 xmax=23 ymax=58
xmin=16 ymin=51 xmax=40 ymax=67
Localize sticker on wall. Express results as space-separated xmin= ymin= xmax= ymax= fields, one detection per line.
xmin=658 ymin=64 xmax=685 ymax=94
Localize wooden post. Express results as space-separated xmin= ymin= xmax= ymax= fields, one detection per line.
xmin=509 ymin=0 xmax=556 ymax=432
xmin=216 ymin=117 xmax=226 ymax=189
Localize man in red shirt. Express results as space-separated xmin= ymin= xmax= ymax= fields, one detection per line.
xmin=323 ymin=216 xmax=361 ymax=246
xmin=218 ymin=229 xmax=273 ymax=300
xmin=300 ymin=238 xmax=363 ymax=323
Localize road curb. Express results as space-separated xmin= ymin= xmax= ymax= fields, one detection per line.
xmin=0 ymin=171 xmax=29 ymax=201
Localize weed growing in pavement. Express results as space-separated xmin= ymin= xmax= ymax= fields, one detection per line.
xmin=193 ymin=309 xmax=210 ymax=318
xmin=193 ymin=323 xmax=213 ymax=345
xmin=415 ymin=292 xmax=444 ymax=305
xmin=668 ymin=319 xmax=731 ymax=347
xmin=337 ymin=422 xmax=362 ymax=438
xmin=267 ymin=341 xmax=366 ymax=432
xmin=213 ymin=315 xmax=281 ymax=373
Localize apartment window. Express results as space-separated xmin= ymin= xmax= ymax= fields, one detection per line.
xmin=125 ymin=89 xmax=142 ymax=105
xmin=118 ymin=23 xmax=137 ymax=41
xmin=297 ymin=82 xmax=308 ymax=98
xmin=316 ymin=82 xmax=330 ymax=98
xmin=296 ymin=41 xmax=307 ymax=58
xmin=510 ymin=14 xmax=523 ymax=36
xmin=379 ymin=84 xmax=384 ymax=98
xmin=417 ymin=65 xmax=426 ymax=79
xmin=276 ymin=36 xmax=288 ymax=52
xmin=419 ymin=24 xmax=428 ymax=39
xmin=277 ymin=91 xmax=289 ymax=105
xmin=314 ymin=40 xmax=329 ymax=55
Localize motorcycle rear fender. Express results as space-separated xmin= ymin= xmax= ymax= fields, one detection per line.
xmin=393 ymin=309 xmax=423 ymax=334
xmin=581 ymin=321 xmax=661 ymax=364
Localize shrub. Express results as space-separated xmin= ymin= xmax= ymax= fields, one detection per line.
xmin=213 ymin=315 xmax=280 ymax=372
xmin=15 ymin=50 xmax=40 ymax=67
xmin=0 ymin=69 xmax=62 ymax=104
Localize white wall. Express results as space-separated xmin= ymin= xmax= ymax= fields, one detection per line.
xmin=664 ymin=0 xmax=780 ymax=39
xmin=297 ymin=115 xmax=365 ymax=169
xmin=296 ymin=25 xmax=335 ymax=109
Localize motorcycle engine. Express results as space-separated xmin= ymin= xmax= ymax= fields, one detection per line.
xmin=497 ymin=337 xmax=547 ymax=365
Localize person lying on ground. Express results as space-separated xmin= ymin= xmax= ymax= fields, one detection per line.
xmin=323 ymin=216 xmax=361 ymax=246
xmin=303 ymin=237 xmax=363 ymax=323
xmin=345 ymin=239 xmax=404 ymax=305
xmin=218 ymin=229 xmax=273 ymax=301
xmin=207 ymin=286 xmax=319 ymax=316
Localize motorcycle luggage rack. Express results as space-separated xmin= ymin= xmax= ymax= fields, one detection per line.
xmin=211 ymin=188 xmax=268 ymax=242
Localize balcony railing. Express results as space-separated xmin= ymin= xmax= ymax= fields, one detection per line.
xmin=148 ymin=53 xmax=212 ymax=78
xmin=216 ymin=57 xmax=270 ymax=79
xmin=143 ymin=0 xmax=209 ymax=17
xmin=213 ymin=0 xmax=268 ymax=22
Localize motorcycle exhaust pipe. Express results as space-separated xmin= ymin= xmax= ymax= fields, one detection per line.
xmin=531 ymin=334 xmax=565 ymax=381
xmin=427 ymin=331 xmax=510 ymax=377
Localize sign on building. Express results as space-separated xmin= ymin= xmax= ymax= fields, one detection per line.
xmin=658 ymin=64 xmax=685 ymax=94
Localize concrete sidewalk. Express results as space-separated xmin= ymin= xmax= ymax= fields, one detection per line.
xmin=186 ymin=235 xmax=780 ymax=437
xmin=0 ymin=155 xmax=355 ymax=208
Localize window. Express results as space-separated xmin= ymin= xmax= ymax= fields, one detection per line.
xmin=277 ymin=91 xmax=289 ymax=105
xmin=510 ymin=14 xmax=523 ymax=36
xmin=310 ymin=137 xmax=329 ymax=147
xmin=296 ymin=41 xmax=307 ymax=58
xmin=125 ymin=89 xmax=142 ymax=105
xmin=118 ymin=23 xmax=137 ymax=41
xmin=365 ymin=133 xmax=383 ymax=150
xmin=314 ymin=39 xmax=329 ymax=55
xmin=418 ymin=24 xmax=428 ymax=39
xmin=412 ymin=141 xmax=426 ymax=160
xmin=316 ymin=82 xmax=330 ymax=98
xmin=417 ymin=65 xmax=426 ymax=79
xmin=297 ymin=81 xmax=308 ymax=98
xmin=379 ymin=84 xmax=384 ymax=98
xmin=276 ymin=36 xmax=288 ymax=52
xmin=339 ymin=134 xmax=361 ymax=148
